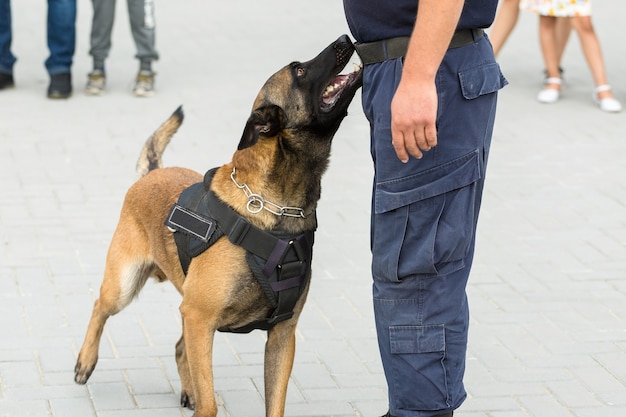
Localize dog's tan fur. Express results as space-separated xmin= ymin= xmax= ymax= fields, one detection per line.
xmin=74 ymin=36 xmax=362 ymax=417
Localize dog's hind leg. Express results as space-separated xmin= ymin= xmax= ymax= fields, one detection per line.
xmin=179 ymin=305 xmax=218 ymax=417
xmin=176 ymin=332 xmax=196 ymax=410
xmin=74 ymin=224 xmax=154 ymax=384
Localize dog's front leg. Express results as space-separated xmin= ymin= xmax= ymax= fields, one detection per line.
xmin=180 ymin=304 xmax=218 ymax=417
xmin=264 ymin=320 xmax=298 ymax=417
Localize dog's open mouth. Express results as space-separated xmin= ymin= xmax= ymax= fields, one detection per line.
xmin=321 ymin=63 xmax=362 ymax=112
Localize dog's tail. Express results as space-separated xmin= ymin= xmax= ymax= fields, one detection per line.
xmin=136 ymin=106 xmax=185 ymax=178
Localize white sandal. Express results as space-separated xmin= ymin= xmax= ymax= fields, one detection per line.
xmin=537 ymin=77 xmax=561 ymax=104
xmin=593 ymin=85 xmax=622 ymax=113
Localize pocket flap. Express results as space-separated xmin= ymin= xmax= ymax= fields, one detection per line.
xmin=375 ymin=150 xmax=481 ymax=214
xmin=459 ymin=62 xmax=507 ymax=100
xmin=390 ymin=324 xmax=445 ymax=354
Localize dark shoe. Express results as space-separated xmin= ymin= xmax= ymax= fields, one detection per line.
xmin=47 ymin=73 xmax=72 ymax=99
xmin=0 ymin=73 xmax=15 ymax=90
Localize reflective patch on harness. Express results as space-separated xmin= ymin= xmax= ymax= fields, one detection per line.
xmin=166 ymin=204 xmax=217 ymax=243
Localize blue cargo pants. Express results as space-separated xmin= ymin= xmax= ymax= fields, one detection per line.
xmin=361 ymin=33 xmax=507 ymax=417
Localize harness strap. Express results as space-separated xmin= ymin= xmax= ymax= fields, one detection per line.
xmin=168 ymin=183 xmax=224 ymax=275
xmin=165 ymin=168 xmax=316 ymax=333
xmin=202 ymin=168 xmax=315 ymax=267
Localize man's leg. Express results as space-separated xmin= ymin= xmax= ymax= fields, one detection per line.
xmin=362 ymin=35 xmax=503 ymax=417
xmin=46 ymin=0 xmax=76 ymax=98
xmin=0 ymin=0 xmax=16 ymax=88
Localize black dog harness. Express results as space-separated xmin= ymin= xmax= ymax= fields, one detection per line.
xmin=165 ymin=168 xmax=315 ymax=333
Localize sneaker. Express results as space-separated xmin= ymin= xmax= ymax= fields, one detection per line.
xmin=133 ymin=70 xmax=155 ymax=97
xmin=0 ymin=73 xmax=15 ymax=90
xmin=47 ymin=73 xmax=72 ymax=99
xmin=85 ymin=69 xmax=106 ymax=95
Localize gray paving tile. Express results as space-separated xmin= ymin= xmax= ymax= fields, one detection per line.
xmin=1 ymin=1 xmax=625 ymax=416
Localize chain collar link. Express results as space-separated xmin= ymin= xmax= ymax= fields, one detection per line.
xmin=230 ymin=168 xmax=306 ymax=218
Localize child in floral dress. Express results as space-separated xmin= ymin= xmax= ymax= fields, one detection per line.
xmin=520 ymin=0 xmax=591 ymax=17
xmin=521 ymin=0 xmax=621 ymax=112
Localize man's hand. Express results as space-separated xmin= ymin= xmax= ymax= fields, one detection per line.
xmin=390 ymin=78 xmax=438 ymax=163
xmin=389 ymin=0 xmax=464 ymax=163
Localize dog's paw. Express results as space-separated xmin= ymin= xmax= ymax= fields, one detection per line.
xmin=181 ymin=391 xmax=196 ymax=410
xmin=74 ymin=359 xmax=94 ymax=385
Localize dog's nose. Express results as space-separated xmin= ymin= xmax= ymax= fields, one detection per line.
xmin=333 ymin=34 xmax=354 ymax=64
xmin=336 ymin=34 xmax=351 ymax=45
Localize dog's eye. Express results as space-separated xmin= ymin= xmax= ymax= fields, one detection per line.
xmin=296 ymin=67 xmax=306 ymax=78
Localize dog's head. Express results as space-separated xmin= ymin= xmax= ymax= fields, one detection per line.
xmin=237 ymin=35 xmax=363 ymax=153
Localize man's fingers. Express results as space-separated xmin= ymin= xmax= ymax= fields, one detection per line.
xmin=405 ymin=131 xmax=425 ymax=160
xmin=424 ymin=123 xmax=438 ymax=148
xmin=391 ymin=131 xmax=411 ymax=163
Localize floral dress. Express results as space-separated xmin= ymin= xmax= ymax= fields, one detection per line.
xmin=520 ymin=0 xmax=592 ymax=16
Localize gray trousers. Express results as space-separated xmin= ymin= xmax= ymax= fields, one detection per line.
xmin=89 ymin=0 xmax=158 ymax=68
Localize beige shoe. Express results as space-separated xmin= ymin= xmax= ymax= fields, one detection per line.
xmin=85 ymin=70 xmax=106 ymax=95
xmin=133 ymin=70 xmax=155 ymax=97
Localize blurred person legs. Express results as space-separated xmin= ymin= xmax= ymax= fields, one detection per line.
xmin=46 ymin=0 xmax=76 ymax=99
xmin=492 ymin=0 xmax=571 ymax=82
xmin=0 ymin=0 xmax=16 ymax=89
xmin=87 ymin=0 xmax=158 ymax=96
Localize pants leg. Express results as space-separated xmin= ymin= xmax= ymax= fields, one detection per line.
xmin=127 ymin=0 xmax=158 ymax=64
xmin=361 ymin=35 xmax=506 ymax=417
xmin=89 ymin=0 xmax=116 ymax=68
xmin=45 ymin=0 xmax=76 ymax=75
xmin=0 ymin=0 xmax=16 ymax=73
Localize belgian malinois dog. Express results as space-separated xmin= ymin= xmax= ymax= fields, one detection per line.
xmin=74 ymin=35 xmax=362 ymax=417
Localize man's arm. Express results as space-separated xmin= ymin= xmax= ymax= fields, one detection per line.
xmin=391 ymin=0 xmax=465 ymax=163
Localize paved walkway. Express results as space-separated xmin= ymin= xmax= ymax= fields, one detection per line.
xmin=1 ymin=1 xmax=625 ymax=416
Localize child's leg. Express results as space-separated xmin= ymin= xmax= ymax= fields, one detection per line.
xmin=489 ymin=0 xmax=521 ymax=57
xmin=570 ymin=15 xmax=613 ymax=99
xmin=555 ymin=17 xmax=572 ymax=66
xmin=539 ymin=15 xmax=561 ymax=88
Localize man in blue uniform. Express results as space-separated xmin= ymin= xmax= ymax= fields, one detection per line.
xmin=343 ymin=1 xmax=507 ymax=416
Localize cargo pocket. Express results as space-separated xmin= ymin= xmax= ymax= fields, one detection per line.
xmin=372 ymin=150 xmax=481 ymax=281
xmin=458 ymin=62 xmax=507 ymax=100
xmin=389 ymin=324 xmax=449 ymax=410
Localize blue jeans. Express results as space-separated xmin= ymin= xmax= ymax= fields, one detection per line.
xmin=361 ymin=34 xmax=507 ymax=417
xmin=0 ymin=0 xmax=76 ymax=75
xmin=0 ymin=0 xmax=16 ymax=74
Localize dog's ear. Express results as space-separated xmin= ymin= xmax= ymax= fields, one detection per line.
xmin=238 ymin=105 xmax=285 ymax=150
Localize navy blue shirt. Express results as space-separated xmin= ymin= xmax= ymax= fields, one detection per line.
xmin=344 ymin=0 xmax=499 ymax=43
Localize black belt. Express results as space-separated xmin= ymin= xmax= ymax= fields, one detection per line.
xmin=355 ymin=28 xmax=484 ymax=66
